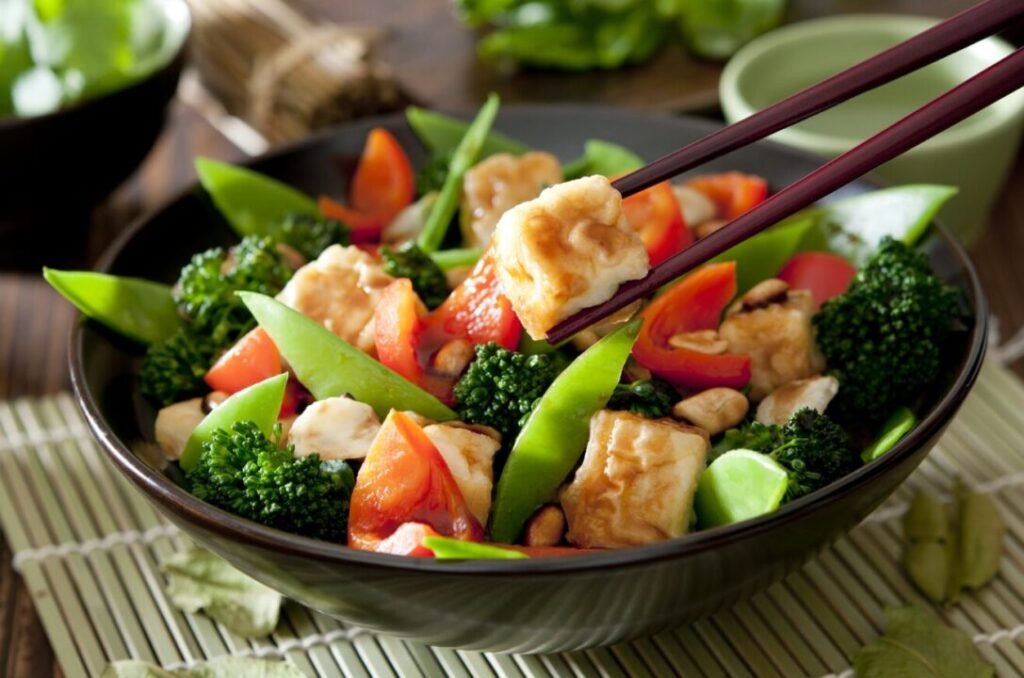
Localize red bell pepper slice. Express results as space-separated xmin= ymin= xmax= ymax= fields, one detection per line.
xmin=686 ymin=172 xmax=768 ymax=220
xmin=318 ymin=196 xmax=386 ymax=244
xmin=205 ymin=327 xmax=281 ymax=394
xmin=633 ymin=262 xmax=751 ymax=390
xmin=777 ymin=251 xmax=857 ymax=310
xmin=348 ymin=411 xmax=485 ymax=552
xmin=426 ymin=251 xmax=521 ymax=351
xmin=622 ymin=180 xmax=693 ymax=266
xmin=377 ymin=522 xmax=441 ymax=557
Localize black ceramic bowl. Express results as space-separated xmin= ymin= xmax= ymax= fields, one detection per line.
xmin=71 ymin=108 xmax=987 ymax=653
xmin=0 ymin=0 xmax=190 ymax=233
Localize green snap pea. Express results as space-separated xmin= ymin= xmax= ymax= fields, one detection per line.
xmin=694 ymin=449 xmax=790 ymax=529
xmin=862 ymin=407 xmax=917 ymax=463
xmin=195 ymin=158 xmax=319 ymax=239
xmin=43 ymin=268 xmax=181 ymax=345
xmin=903 ymin=492 xmax=953 ymax=603
xmin=709 ymin=217 xmax=815 ymax=295
xmin=423 ymin=537 xmax=528 ymax=561
xmin=406 ymin=105 xmax=527 ymax=158
xmin=430 ymin=247 xmax=482 ymax=272
xmin=239 ymin=292 xmax=454 ymax=421
xmin=489 ymin=319 xmax=640 ymax=543
xmin=958 ymin=489 xmax=1004 ymax=589
xmin=417 ymin=95 xmax=501 ymax=253
xmin=180 ymin=373 xmax=288 ymax=472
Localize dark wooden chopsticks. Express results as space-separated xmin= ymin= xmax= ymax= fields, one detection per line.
xmin=613 ymin=0 xmax=1023 ymax=199
xmin=546 ymin=4 xmax=1024 ymax=344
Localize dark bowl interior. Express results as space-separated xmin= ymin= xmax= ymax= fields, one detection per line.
xmin=71 ymin=107 xmax=987 ymax=653
xmin=0 ymin=0 xmax=190 ymax=236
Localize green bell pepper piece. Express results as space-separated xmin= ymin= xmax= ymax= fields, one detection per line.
xmin=563 ymin=139 xmax=644 ymax=179
xmin=430 ymin=247 xmax=482 ymax=272
xmin=709 ymin=216 xmax=816 ymax=295
xmin=418 ymin=95 xmax=501 ymax=253
xmin=239 ymin=292 xmax=454 ymax=421
xmin=406 ymin=105 xmax=527 ymax=158
xmin=695 ymin=449 xmax=789 ymax=529
xmin=861 ymin=407 xmax=917 ymax=463
xmin=180 ymin=373 xmax=288 ymax=471
xmin=43 ymin=268 xmax=181 ymax=345
xmin=423 ymin=536 xmax=528 ymax=560
xmin=490 ymin=319 xmax=641 ymax=543
xmin=195 ymin=158 xmax=319 ymax=239
xmin=794 ymin=184 xmax=958 ymax=266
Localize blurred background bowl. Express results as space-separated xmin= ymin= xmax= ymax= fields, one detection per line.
xmin=720 ymin=14 xmax=1024 ymax=243
xmin=0 ymin=0 xmax=190 ymax=238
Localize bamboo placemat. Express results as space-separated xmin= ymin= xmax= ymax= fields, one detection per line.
xmin=2 ymin=363 xmax=1024 ymax=677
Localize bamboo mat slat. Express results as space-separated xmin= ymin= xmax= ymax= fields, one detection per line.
xmin=3 ymin=362 xmax=1024 ymax=677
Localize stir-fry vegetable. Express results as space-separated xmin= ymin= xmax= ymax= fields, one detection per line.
xmin=862 ymin=407 xmax=917 ymax=463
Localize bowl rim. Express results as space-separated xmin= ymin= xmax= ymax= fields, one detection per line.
xmin=70 ymin=105 xmax=989 ymax=575
xmin=0 ymin=0 xmax=191 ymax=129
xmin=719 ymin=14 xmax=1024 ymax=156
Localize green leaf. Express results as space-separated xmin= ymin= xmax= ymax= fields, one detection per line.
xmin=794 ymin=185 xmax=958 ymax=266
xmin=406 ymin=105 xmax=527 ymax=158
xmin=423 ymin=536 xmax=528 ymax=560
xmin=43 ymin=268 xmax=181 ymax=345
xmin=180 ymin=373 xmax=288 ymax=472
xmin=195 ymin=158 xmax=319 ymax=240
xmin=563 ymin=139 xmax=644 ymax=179
xmin=159 ymin=548 xmax=283 ymax=638
xmin=102 ymin=657 xmax=304 ymax=678
xmin=852 ymin=606 xmax=993 ymax=678
xmin=240 ymin=292 xmax=455 ymax=421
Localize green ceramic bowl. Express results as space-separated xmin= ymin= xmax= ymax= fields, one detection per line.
xmin=720 ymin=15 xmax=1024 ymax=243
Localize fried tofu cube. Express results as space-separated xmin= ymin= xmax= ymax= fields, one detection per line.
xmin=719 ymin=289 xmax=825 ymax=401
xmin=423 ymin=423 xmax=501 ymax=525
xmin=288 ymin=396 xmax=382 ymax=461
xmin=276 ymin=245 xmax=394 ymax=354
xmin=461 ymin=151 xmax=563 ymax=248
xmin=154 ymin=398 xmax=205 ymax=460
xmin=493 ymin=176 xmax=649 ymax=339
xmin=560 ymin=410 xmax=708 ymax=548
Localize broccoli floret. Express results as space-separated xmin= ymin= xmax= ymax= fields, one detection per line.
xmin=141 ymin=236 xmax=294 ymax=405
xmin=276 ymin=211 xmax=350 ymax=260
xmin=453 ymin=342 xmax=561 ymax=442
xmin=607 ymin=378 xmax=676 ymax=418
xmin=715 ymin=408 xmax=855 ymax=500
xmin=381 ymin=243 xmax=449 ymax=309
xmin=140 ymin=327 xmax=218 ymax=405
xmin=187 ymin=421 xmax=355 ymax=543
xmin=814 ymin=237 xmax=958 ymax=423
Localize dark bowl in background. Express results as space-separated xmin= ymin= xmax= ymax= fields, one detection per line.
xmin=70 ymin=108 xmax=987 ymax=653
xmin=0 ymin=0 xmax=190 ymax=239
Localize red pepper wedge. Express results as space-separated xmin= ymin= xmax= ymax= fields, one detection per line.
xmin=374 ymin=279 xmax=453 ymax=401
xmin=633 ymin=262 xmax=751 ymax=390
xmin=777 ymin=251 xmax=857 ymax=310
xmin=318 ymin=195 xmax=387 ymax=244
xmin=686 ymin=172 xmax=768 ymax=220
xmin=348 ymin=411 xmax=485 ymax=552
xmin=205 ymin=327 xmax=281 ymax=394
xmin=426 ymin=251 xmax=521 ymax=351
xmin=622 ymin=180 xmax=692 ymax=266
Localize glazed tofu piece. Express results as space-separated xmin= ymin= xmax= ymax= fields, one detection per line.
xmin=276 ymin=245 xmax=394 ymax=354
xmin=423 ymin=423 xmax=501 ymax=525
xmin=560 ymin=410 xmax=708 ymax=548
xmin=719 ymin=287 xmax=825 ymax=401
xmin=288 ymin=396 xmax=381 ymax=461
xmin=756 ymin=375 xmax=840 ymax=426
xmin=461 ymin=152 xmax=563 ymax=248
xmin=154 ymin=398 xmax=206 ymax=460
xmin=493 ymin=176 xmax=649 ymax=339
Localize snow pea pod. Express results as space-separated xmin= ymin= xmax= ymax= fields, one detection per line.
xmin=694 ymin=449 xmax=789 ymax=529
xmin=180 ymin=373 xmax=288 ymax=472
xmin=195 ymin=158 xmax=319 ymax=239
xmin=793 ymin=184 xmax=957 ymax=266
xmin=490 ymin=319 xmax=640 ymax=543
xmin=709 ymin=217 xmax=815 ymax=295
xmin=423 ymin=536 xmax=528 ymax=561
xmin=862 ymin=407 xmax=917 ymax=463
xmin=563 ymin=139 xmax=643 ymax=179
xmin=239 ymin=292 xmax=454 ymax=421
xmin=958 ymin=488 xmax=1004 ymax=589
xmin=406 ymin=106 xmax=527 ymax=158
xmin=430 ymin=247 xmax=482 ymax=272
xmin=418 ymin=95 xmax=501 ymax=253
xmin=902 ymin=491 xmax=953 ymax=603
xmin=43 ymin=268 xmax=180 ymax=345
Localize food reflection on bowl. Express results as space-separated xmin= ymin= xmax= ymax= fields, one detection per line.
xmin=0 ymin=0 xmax=190 ymax=230
xmin=69 ymin=108 xmax=986 ymax=652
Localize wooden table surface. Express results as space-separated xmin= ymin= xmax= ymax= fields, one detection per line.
xmin=2 ymin=0 xmax=1023 ymax=674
